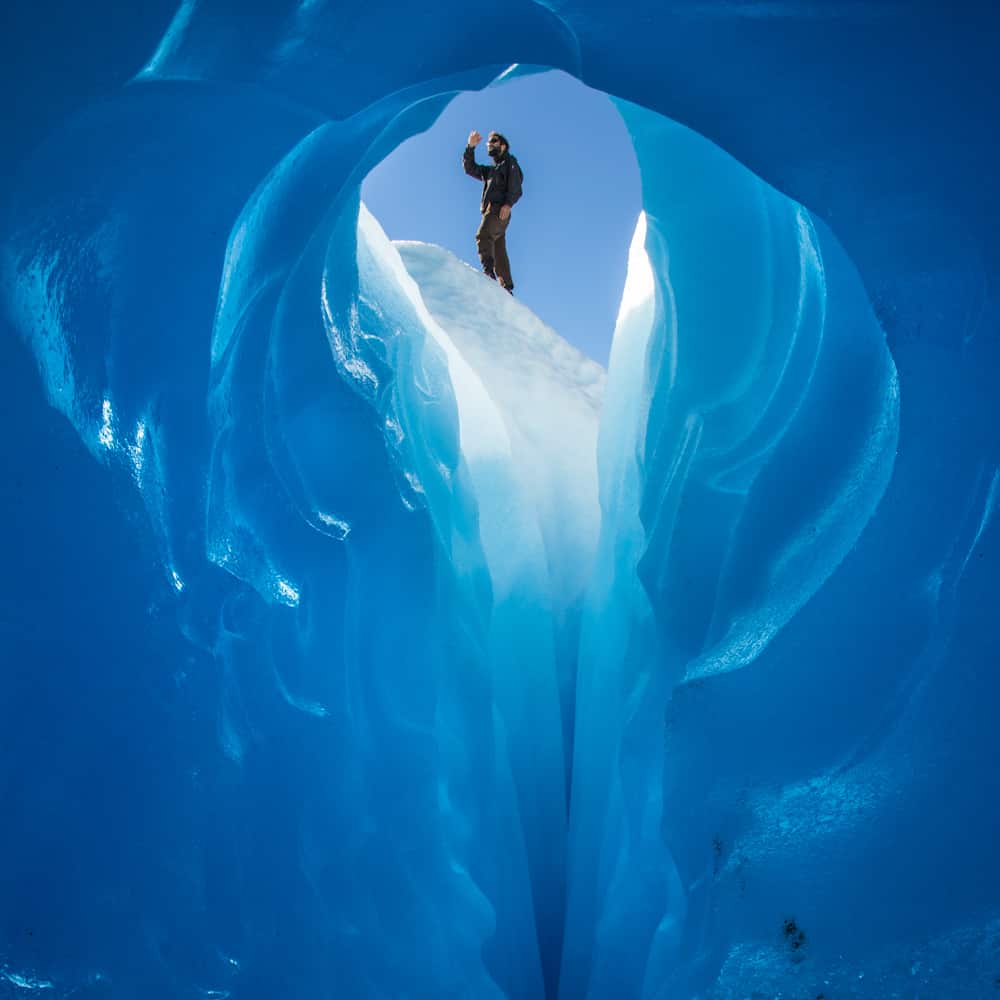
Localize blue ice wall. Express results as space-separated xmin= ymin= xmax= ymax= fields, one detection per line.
xmin=1 ymin=3 xmax=998 ymax=998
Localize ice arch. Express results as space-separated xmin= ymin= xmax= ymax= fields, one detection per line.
xmin=0 ymin=3 xmax=997 ymax=999
xmin=361 ymin=68 xmax=642 ymax=365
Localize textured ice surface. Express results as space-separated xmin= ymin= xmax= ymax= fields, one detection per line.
xmin=1 ymin=3 xmax=998 ymax=999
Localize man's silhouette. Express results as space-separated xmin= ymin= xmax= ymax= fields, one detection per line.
xmin=463 ymin=130 xmax=523 ymax=294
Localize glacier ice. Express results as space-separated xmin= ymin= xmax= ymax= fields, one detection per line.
xmin=1 ymin=3 xmax=998 ymax=999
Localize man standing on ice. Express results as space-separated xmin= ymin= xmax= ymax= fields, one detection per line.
xmin=463 ymin=130 xmax=523 ymax=294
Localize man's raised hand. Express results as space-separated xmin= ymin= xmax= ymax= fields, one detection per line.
xmin=468 ymin=130 xmax=482 ymax=147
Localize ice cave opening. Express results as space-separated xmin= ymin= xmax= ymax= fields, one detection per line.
xmin=361 ymin=67 xmax=642 ymax=366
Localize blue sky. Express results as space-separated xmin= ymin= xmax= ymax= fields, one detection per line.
xmin=362 ymin=69 xmax=642 ymax=366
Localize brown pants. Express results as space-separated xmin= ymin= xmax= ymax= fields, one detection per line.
xmin=475 ymin=206 xmax=513 ymax=291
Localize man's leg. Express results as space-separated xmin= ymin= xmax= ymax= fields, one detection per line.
xmin=493 ymin=229 xmax=513 ymax=293
xmin=475 ymin=212 xmax=498 ymax=279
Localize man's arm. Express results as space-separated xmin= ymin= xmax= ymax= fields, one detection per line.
xmin=463 ymin=130 xmax=488 ymax=180
xmin=497 ymin=157 xmax=522 ymax=219
xmin=503 ymin=157 xmax=523 ymax=207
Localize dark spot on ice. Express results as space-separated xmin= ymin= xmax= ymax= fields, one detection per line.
xmin=782 ymin=917 xmax=807 ymax=962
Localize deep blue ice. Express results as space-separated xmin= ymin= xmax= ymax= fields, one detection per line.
xmin=1 ymin=3 xmax=998 ymax=997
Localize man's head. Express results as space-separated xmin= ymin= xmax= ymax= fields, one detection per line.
xmin=487 ymin=132 xmax=509 ymax=159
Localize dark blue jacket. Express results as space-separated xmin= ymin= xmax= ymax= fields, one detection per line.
xmin=463 ymin=146 xmax=523 ymax=212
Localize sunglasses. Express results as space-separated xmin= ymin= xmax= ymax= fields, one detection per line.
xmin=487 ymin=137 xmax=502 ymax=144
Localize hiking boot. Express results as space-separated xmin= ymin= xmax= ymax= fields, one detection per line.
xmin=482 ymin=258 xmax=497 ymax=280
